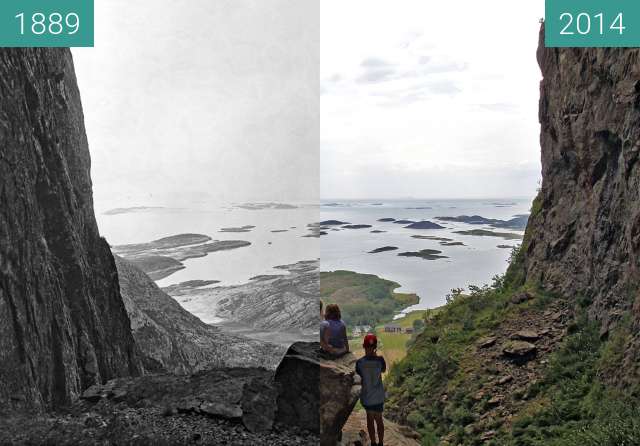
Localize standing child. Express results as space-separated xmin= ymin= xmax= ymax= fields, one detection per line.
xmin=356 ymin=333 xmax=386 ymax=446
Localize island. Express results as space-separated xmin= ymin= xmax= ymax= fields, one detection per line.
xmin=436 ymin=214 xmax=528 ymax=230
xmin=112 ymin=234 xmax=251 ymax=280
xmin=411 ymin=235 xmax=452 ymax=242
xmin=235 ymin=202 xmax=297 ymax=210
xmin=404 ymin=221 xmax=445 ymax=230
xmin=453 ymin=229 xmax=523 ymax=240
xmin=397 ymin=249 xmax=448 ymax=260
xmin=320 ymin=270 xmax=418 ymax=327
xmin=320 ymin=220 xmax=349 ymax=226
xmin=219 ymin=225 xmax=256 ymax=233
xmin=368 ymin=246 xmax=399 ymax=254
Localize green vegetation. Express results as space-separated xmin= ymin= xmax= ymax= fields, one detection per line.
xmin=320 ymin=270 xmax=419 ymax=327
xmin=505 ymin=316 xmax=640 ymax=446
xmin=386 ymin=275 xmax=523 ymax=444
xmin=352 ymin=309 xmax=434 ymax=372
xmin=384 ymin=268 xmax=640 ymax=445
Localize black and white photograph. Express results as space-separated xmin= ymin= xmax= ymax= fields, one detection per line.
xmin=0 ymin=0 xmax=319 ymax=444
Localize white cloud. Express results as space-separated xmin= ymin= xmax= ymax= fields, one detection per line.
xmin=320 ymin=0 xmax=544 ymax=199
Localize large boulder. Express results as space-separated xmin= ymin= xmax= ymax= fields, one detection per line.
xmin=320 ymin=352 xmax=361 ymax=446
xmin=81 ymin=367 xmax=277 ymax=433
xmin=274 ymin=342 xmax=361 ymax=446
xmin=274 ymin=342 xmax=320 ymax=433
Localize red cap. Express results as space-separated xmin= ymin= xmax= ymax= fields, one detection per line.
xmin=363 ymin=333 xmax=378 ymax=347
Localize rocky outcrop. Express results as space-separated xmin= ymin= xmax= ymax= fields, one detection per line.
xmin=0 ymin=366 xmax=319 ymax=445
xmin=275 ymin=342 xmax=320 ymax=432
xmin=80 ymin=367 xmax=278 ymax=433
xmin=520 ymin=27 xmax=640 ymax=334
xmin=274 ymin=342 xmax=361 ymax=446
xmin=115 ymin=256 xmax=283 ymax=373
xmin=320 ymin=353 xmax=361 ymax=446
xmin=0 ymin=48 xmax=140 ymax=410
xmin=170 ymin=260 xmax=318 ymax=336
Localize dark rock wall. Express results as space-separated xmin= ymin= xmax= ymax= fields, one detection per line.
xmin=521 ymin=27 xmax=640 ymax=334
xmin=0 ymin=48 xmax=140 ymax=410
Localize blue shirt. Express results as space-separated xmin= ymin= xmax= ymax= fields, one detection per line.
xmin=320 ymin=319 xmax=347 ymax=349
xmin=355 ymin=355 xmax=386 ymax=406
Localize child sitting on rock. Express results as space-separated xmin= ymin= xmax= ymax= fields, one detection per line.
xmin=320 ymin=303 xmax=349 ymax=356
xmin=356 ymin=333 xmax=386 ymax=446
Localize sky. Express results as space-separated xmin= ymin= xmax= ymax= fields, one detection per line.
xmin=320 ymin=0 xmax=545 ymax=199
xmin=73 ymin=0 xmax=318 ymax=211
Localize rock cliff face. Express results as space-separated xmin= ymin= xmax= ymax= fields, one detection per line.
xmin=0 ymin=49 xmax=140 ymax=410
xmin=115 ymin=255 xmax=283 ymax=372
xmin=519 ymin=29 xmax=640 ymax=336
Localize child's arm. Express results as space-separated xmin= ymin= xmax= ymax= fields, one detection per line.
xmin=380 ymin=356 xmax=386 ymax=373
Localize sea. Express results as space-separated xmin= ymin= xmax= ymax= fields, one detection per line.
xmin=94 ymin=198 xmax=533 ymax=317
xmin=320 ymin=198 xmax=534 ymax=313
xmin=95 ymin=203 xmax=319 ymax=289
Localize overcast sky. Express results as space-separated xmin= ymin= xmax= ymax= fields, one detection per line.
xmin=321 ymin=0 xmax=545 ymax=199
xmin=73 ymin=0 xmax=318 ymax=211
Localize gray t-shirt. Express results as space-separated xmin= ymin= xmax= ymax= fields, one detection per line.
xmin=355 ymin=355 xmax=386 ymax=406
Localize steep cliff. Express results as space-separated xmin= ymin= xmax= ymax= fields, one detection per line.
xmin=115 ymin=255 xmax=283 ymax=372
xmin=0 ymin=49 xmax=140 ymax=410
xmin=518 ymin=27 xmax=640 ymax=337
xmin=384 ymin=27 xmax=640 ymax=445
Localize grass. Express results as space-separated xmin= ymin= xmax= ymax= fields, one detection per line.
xmin=350 ymin=310 xmax=437 ymax=374
xmin=501 ymin=315 xmax=640 ymax=446
xmin=384 ymin=274 xmax=544 ymax=445
xmin=320 ymin=270 xmax=419 ymax=327
xmin=384 ymin=270 xmax=640 ymax=446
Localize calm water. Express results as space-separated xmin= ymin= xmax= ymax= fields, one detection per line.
xmin=320 ymin=198 xmax=533 ymax=312
xmin=95 ymin=204 xmax=319 ymax=288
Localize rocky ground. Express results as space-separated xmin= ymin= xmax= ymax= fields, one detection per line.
xmin=438 ymin=295 xmax=571 ymax=444
xmin=116 ymin=256 xmax=285 ymax=372
xmin=341 ymin=411 xmax=420 ymax=446
xmin=0 ymin=367 xmax=319 ymax=446
xmin=168 ymin=260 xmax=318 ymax=342
xmin=0 ymin=406 xmax=316 ymax=446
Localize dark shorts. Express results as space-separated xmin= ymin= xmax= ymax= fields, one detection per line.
xmin=363 ymin=403 xmax=384 ymax=413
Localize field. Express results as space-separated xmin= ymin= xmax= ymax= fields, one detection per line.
xmin=350 ymin=309 xmax=441 ymax=372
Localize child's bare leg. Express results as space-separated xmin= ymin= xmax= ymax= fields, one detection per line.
xmin=366 ymin=411 xmax=377 ymax=445
xmin=374 ymin=412 xmax=384 ymax=444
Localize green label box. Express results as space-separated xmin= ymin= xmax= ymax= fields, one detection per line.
xmin=0 ymin=0 xmax=93 ymax=47
xmin=546 ymin=0 xmax=640 ymax=47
